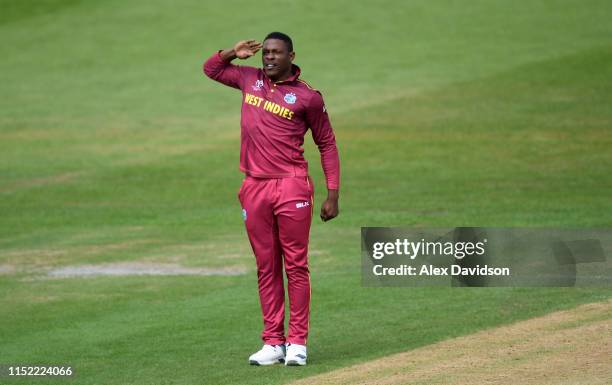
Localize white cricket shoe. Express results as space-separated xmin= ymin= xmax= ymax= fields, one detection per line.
xmin=285 ymin=343 xmax=307 ymax=366
xmin=248 ymin=344 xmax=286 ymax=366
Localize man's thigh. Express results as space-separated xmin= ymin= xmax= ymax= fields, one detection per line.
xmin=275 ymin=177 xmax=313 ymax=261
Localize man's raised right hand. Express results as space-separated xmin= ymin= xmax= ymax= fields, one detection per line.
xmin=234 ymin=40 xmax=263 ymax=59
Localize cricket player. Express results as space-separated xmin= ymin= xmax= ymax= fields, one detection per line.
xmin=203 ymin=32 xmax=340 ymax=366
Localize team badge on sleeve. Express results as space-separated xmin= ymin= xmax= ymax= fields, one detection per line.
xmin=284 ymin=93 xmax=297 ymax=104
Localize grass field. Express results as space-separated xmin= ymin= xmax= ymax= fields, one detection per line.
xmin=1 ymin=0 xmax=611 ymax=384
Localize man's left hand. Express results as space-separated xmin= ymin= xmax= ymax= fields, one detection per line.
xmin=320 ymin=190 xmax=339 ymax=222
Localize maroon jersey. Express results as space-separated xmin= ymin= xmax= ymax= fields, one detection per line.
xmin=203 ymin=52 xmax=340 ymax=189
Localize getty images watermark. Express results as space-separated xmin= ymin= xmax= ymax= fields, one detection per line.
xmin=370 ymin=237 xmax=509 ymax=277
xmin=361 ymin=228 xmax=612 ymax=287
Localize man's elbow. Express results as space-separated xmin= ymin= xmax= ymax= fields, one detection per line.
xmin=317 ymin=142 xmax=338 ymax=155
xmin=203 ymin=60 xmax=221 ymax=80
xmin=203 ymin=63 xmax=214 ymax=79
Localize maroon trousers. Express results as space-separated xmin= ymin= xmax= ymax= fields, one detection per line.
xmin=238 ymin=175 xmax=314 ymax=345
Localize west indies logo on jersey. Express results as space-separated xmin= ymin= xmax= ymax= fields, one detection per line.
xmin=252 ymin=80 xmax=264 ymax=91
xmin=284 ymin=92 xmax=297 ymax=104
xmin=244 ymin=93 xmax=295 ymax=120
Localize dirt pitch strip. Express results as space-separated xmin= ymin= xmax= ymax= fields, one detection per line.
xmin=290 ymin=300 xmax=611 ymax=385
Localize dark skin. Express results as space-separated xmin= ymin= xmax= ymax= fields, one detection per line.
xmin=219 ymin=39 xmax=339 ymax=222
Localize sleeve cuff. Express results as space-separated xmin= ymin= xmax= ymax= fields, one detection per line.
xmin=217 ymin=50 xmax=232 ymax=63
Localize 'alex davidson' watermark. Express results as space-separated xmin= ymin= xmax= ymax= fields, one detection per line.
xmin=361 ymin=228 xmax=612 ymax=287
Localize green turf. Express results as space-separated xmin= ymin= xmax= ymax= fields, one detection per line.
xmin=1 ymin=0 xmax=611 ymax=384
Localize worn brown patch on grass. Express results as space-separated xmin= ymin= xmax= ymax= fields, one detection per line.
xmin=290 ymin=300 xmax=611 ymax=385
xmin=44 ymin=262 xmax=246 ymax=278
xmin=0 ymin=171 xmax=83 ymax=193
xmin=0 ymin=239 xmax=162 ymax=268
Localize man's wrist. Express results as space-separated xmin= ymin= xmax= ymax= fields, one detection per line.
xmin=326 ymin=189 xmax=339 ymax=200
xmin=219 ymin=49 xmax=237 ymax=62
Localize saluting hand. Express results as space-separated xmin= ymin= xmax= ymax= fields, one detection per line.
xmin=234 ymin=40 xmax=263 ymax=59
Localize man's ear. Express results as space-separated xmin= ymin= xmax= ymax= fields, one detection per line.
xmin=289 ymin=52 xmax=295 ymax=62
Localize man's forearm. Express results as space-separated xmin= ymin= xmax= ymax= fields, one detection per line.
xmin=219 ymin=49 xmax=238 ymax=62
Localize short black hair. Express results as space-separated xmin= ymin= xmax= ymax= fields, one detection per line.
xmin=264 ymin=32 xmax=293 ymax=52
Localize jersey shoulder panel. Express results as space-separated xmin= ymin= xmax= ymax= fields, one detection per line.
xmin=296 ymin=79 xmax=320 ymax=93
xmin=295 ymin=79 xmax=324 ymax=109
